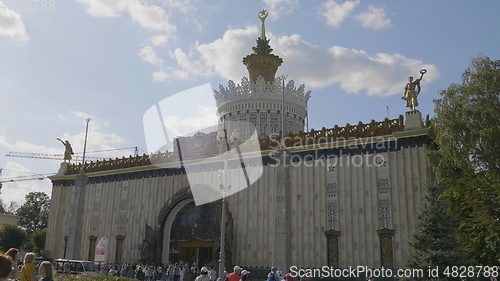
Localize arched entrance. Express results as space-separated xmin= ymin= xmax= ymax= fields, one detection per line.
xmin=161 ymin=197 xmax=219 ymax=266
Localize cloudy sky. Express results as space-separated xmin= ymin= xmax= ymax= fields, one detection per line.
xmin=1 ymin=0 xmax=499 ymax=206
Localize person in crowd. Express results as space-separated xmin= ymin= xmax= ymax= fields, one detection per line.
xmin=284 ymin=270 xmax=295 ymax=281
xmin=0 ymin=254 xmax=13 ymax=281
xmin=268 ymin=267 xmax=280 ymax=281
xmin=190 ymin=263 xmax=197 ymax=281
xmin=19 ymin=253 xmax=36 ymax=281
xmin=108 ymin=265 xmax=117 ymax=276
xmin=136 ymin=266 xmax=145 ymax=281
xmin=121 ymin=264 xmax=128 ymax=277
xmin=63 ymin=260 xmax=70 ymax=274
xmin=38 ymin=261 xmax=54 ymax=281
xmin=146 ymin=266 xmax=154 ymax=281
xmin=179 ymin=265 xmax=185 ymax=281
xmin=173 ymin=263 xmax=180 ymax=281
xmin=4 ymin=249 xmax=18 ymax=280
xmin=155 ymin=265 xmax=162 ymax=281
xmin=240 ymin=270 xmax=250 ymax=281
xmin=194 ymin=267 xmax=210 ymax=281
xmin=227 ymin=266 xmax=242 ymax=281
xmin=168 ymin=265 xmax=174 ymax=281
xmin=208 ymin=266 xmax=216 ymax=281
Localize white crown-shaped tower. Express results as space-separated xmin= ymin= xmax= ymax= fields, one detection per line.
xmin=214 ymin=77 xmax=310 ymax=140
xmin=214 ymin=11 xmax=311 ymax=140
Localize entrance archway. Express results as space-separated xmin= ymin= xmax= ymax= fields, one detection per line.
xmin=161 ymin=198 xmax=219 ymax=266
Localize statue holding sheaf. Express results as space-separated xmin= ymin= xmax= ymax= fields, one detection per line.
xmin=402 ymin=69 xmax=427 ymax=111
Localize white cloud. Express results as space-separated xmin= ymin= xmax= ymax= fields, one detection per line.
xmin=151 ymin=34 xmax=169 ymax=46
xmin=0 ymin=2 xmax=30 ymax=42
xmin=128 ymin=1 xmax=175 ymax=32
xmin=319 ymin=0 xmax=359 ymax=28
xmin=261 ymin=0 xmax=299 ymax=19
xmin=139 ymin=46 xmax=162 ymax=65
xmin=155 ymin=26 xmax=439 ymax=96
xmin=163 ymin=105 xmax=218 ymax=137
xmin=75 ymin=0 xmax=133 ymax=17
xmin=153 ymin=71 xmax=169 ymax=82
xmin=355 ymin=5 xmax=393 ymax=30
xmin=76 ymin=0 xmax=175 ymax=32
xmin=163 ymin=0 xmax=198 ymax=13
xmin=0 ymin=136 xmax=61 ymax=154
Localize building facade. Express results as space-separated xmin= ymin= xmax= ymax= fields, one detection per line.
xmin=45 ymin=13 xmax=433 ymax=270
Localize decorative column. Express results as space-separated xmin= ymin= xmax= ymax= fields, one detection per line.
xmin=91 ymin=186 xmax=102 ymax=235
xmin=376 ymin=152 xmax=395 ymax=269
xmin=65 ymin=170 xmax=88 ymax=260
xmin=377 ymin=229 xmax=395 ymax=269
xmin=324 ymin=230 xmax=341 ymax=268
xmin=325 ymin=162 xmax=340 ymax=267
xmin=273 ymin=147 xmax=292 ymax=270
xmin=88 ymin=235 xmax=97 ymax=261
xmin=118 ymin=186 xmax=129 ymax=235
xmin=115 ymin=235 xmax=126 ymax=264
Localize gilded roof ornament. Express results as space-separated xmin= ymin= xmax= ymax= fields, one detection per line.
xmin=252 ymin=9 xmax=273 ymax=55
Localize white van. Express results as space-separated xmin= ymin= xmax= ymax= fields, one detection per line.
xmin=54 ymin=259 xmax=97 ymax=275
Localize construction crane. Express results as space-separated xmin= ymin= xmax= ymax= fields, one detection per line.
xmin=5 ymin=152 xmax=107 ymax=162
xmin=0 ymin=169 xmax=55 ymax=194
xmin=5 ymin=147 xmax=141 ymax=162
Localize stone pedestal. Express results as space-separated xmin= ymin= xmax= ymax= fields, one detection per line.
xmin=57 ymin=162 xmax=71 ymax=175
xmin=404 ymin=110 xmax=424 ymax=129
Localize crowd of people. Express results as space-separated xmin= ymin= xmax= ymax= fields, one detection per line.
xmin=0 ymin=246 xmax=297 ymax=281
xmin=0 ymin=249 xmax=53 ymax=281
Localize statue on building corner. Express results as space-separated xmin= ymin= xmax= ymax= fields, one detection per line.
xmin=57 ymin=138 xmax=74 ymax=162
xmin=402 ymin=69 xmax=427 ymax=111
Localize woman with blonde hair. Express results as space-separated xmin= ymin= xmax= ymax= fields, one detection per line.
xmin=19 ymin=253 xmax=36 ymax=281
xmin=5 ymin=248 xmax=18 ymax=280
xmin=38 ymin=261 xmax=53 ymax=281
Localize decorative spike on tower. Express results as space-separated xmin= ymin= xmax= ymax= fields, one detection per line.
xmin=243 ymin=9 xmax=283 ymax=83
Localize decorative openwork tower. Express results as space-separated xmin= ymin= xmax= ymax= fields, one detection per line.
xmin=214 ymin=9 xmax=311 ymax=140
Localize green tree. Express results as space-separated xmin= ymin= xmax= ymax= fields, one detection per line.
xmin=0 ymin=224 xmax=27 ymax=251
xmin=0 ymin=199 xmax=6 ymax=214
xmin=31 ymin=229 xmax=47 ymax=256
xmin=403 ymin=181 xmax=471 ymax=281
xmin=0 ymin=199 xmax=18 ymax=214
xmin=16 ymin=191 xmax=50 ymax=233
xmin=430 ymin=55 xmax=500 ymax=265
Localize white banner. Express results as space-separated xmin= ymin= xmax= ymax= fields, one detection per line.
xmin=94 ymin=237 xmax=108 ymax=263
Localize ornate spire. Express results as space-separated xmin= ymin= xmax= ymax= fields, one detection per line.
xmin=253 ymin=9 xmax=273 ymax=55
xmin=259 ymin=9 xmax=268 ymax=40
xmin=243 ymin=10 xmax=282 ymax=83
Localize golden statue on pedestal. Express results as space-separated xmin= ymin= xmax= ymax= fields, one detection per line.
xmin=402 ymin=69 xmax=427 ymax=111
